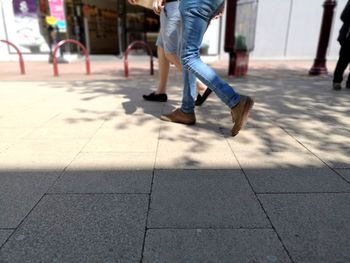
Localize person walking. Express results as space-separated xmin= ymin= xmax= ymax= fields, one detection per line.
xmin=128 ymin=0 xmax=208 ymax=103
xmin=333 ymin=0 xmax=350 ymax=90
xmin=159 ymin=0 xmax=254 ymax=137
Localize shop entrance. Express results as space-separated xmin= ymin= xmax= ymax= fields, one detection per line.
xmin=3 ymin=0 xmax=159 ymax=56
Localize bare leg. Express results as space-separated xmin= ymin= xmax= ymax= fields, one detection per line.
xmin=196 ymin=79 xmax=206 ymax=94
xmin=165 ymin=52 xmax=207 ymax=94
xmin=165 ymin=52 xmax=182 ymax=72
xmin=157 ymin=46 xmax=170 ymax=94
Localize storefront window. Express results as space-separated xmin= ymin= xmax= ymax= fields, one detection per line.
xmin=4 ymin=0 xmax=49 ymax=53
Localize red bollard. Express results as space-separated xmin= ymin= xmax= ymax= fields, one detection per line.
xmin=0 ymin=39 xmax=25 ymax=75
xmin=124 ymin=41 xmax=154 ymax=77
xmin=52 ymin=39 xmax=90 ymax=77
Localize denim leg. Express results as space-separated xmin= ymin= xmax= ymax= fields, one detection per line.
xmin=179 ymin=0 xmax=241 ymax=113
xmin=181 ymin=69 xmax=197 ymax=113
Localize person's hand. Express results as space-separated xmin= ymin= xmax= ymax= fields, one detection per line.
xmin=213 ymin=5 xmax=225 ymax=19
xmin=153 ymin=0 xmax=164 ymax=15
xmin=128 ymin=0 xmax=137 ymax=5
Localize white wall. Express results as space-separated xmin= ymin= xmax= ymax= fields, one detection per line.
xmin=251 ymin=0 xmax=348 ymax=59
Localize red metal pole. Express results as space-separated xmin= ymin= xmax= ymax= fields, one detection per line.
xmin=123 ymin=40 xmax=154 ymax=77
xmin=309 ymin=0 xmax=337 ymax=75
xmin=0 ymin=40 xmax=25 ymax=75
xmin=52 ymin=39 xmax=90 ymax=76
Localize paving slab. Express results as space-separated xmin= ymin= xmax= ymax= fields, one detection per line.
xmin=235 ymin=151 xmax=325 ymax=169
xmin=227 ymin=124 xmax=307 ymax=153
xmin=0 ymin=194 xmax=148 ymax=263
xmin=336 ymin=169 xmax=350 ymax=183
xmin=245 ymin=168 xmax=350 ymax=193
xmin=83 ymin=126 xmax=159 ymax=153
xmin=148 ymin=170 xmax=269 ymax=228
xmin=0 ymin=170 xmax=59 ymax=228
xmin=259 ymin=193 xmax=350 ymax=263
xmin=281 ymin=125 xmax=350 ymax=169
xmin=143 ymin=229 xmax=291 ymax=263
xmin=156 ymin=123 xmax=240 ymax=169
xmin=67 ymin=152 xmax=156 ymax=170
xmin=0 ymin=150 xmax=78 ymax=171
xmin=0 ymin=230 xmax=13 ymax=248
xmin=49 ymin=170 xmax=152 ymax=194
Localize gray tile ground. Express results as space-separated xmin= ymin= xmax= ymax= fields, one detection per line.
xmin=49 ymin=170 xmax=153 ymax=193
xmin=143 ymin=229 xmax=291 ymax=263
xmin=0 ymin=195 xmax=148 ymax=263
xmin=148 ymin=170 xmax=269 ymax=228
xmin=259 ymin=194 xmax=350 ymax=263
xmin=1 ymin=60 xmax=349 ymax=261
xmin=0 ymin=171 xmax=59 ymax=228
xmin=0 ymin=230 xmax=12 ymax=248
xmin=245 ymin=168 xmax=350 ymax=193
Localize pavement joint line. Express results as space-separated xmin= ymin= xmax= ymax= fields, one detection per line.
xmin=146 ymin=227 xmax=274 ymax=230
xmin=226 ymin=139 xmax=295 ymax=263
xmin=0 ymin=112 xmax=61 ymax=155
xmin=271 ymin=121 xmax=350 ymax=186
xmin=45 ymin=119 xmax=106 ymax=193
xmin=0 ymin=190 xmax=47 ymax=251
xmin=140 ymin=121 xmax=162 ymax=263
xmin=257 ymin=192 xmax=350 ymax=195
xmin=45 ymin=192 xmax=150 ymax=195
xmin=153 ymin=168 xmax=242 ymax=171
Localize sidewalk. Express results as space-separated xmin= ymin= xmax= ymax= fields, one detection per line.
xmin=0 ymin=57 xmax=349 ymax=262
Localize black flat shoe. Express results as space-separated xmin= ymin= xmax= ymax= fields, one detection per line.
xmin=143 ymin=92 xmax=168 ymax=102
xmin=195 ymin=88 xmax=212 ymax=106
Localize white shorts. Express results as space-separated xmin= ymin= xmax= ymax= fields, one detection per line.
xmin=156 ymin=1 xmax=181 ymax=54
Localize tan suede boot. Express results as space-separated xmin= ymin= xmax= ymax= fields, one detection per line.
xmin=231 ymin=95 xmax=254 ymax=136
xmin=160 ymin=108 xmax=196 ymax=125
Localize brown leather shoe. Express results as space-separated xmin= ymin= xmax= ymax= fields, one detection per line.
xmin=231 ymin=95 xmax=254 ymax=136
xmin=160 ymin=108 xmax=196 ymax=125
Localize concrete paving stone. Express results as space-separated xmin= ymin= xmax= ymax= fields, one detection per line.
xmin=155 ymin=148 xmax=240 ymax=169
xmin=156 ymin=124 xmax=240 ymax=169
xmin=101 ymin=111 xmax=164 ymax=129
xmin=0 ymin=194 xmax=148 ymax=263
xmin=281 ymin=126 xmax=350 ymax=169
xmin=5 ymin=138 xmax=88 ymax=154
xmin=67 ymin=152 xmax=156 ymax=170
xmin=245 ymin=168 xmax=350 ymax=193
xmin=0 ymin=150 xmax=78 ymax=170
xmin=149 ymin=170 xmax=269 ymax=228
xmin=22 ymin=126 xmax=100 ymax=140
xmin=0 ymin=230 xmax=13 ymax=248
xmin=0 ymin=143 xmax=10 ymax=153
xmin=310 ymin=149 xmax=350 ymax=169
xmin=83 ymin=127 xmax=159 ymax=153
xmin=0 ymin=170 xmax=59 ymax=228
xmin=227 ymin=125 xmax=307 ymax=153
xmin=0 ymin=128 xmax=31 ymax=142
xmin=0 ymin=111 xmax=59 ymax=129
xmin=21 ymin=112 xmax=105 ymax=139
xmin=143 ymin=229 xmax=291 ymax=263
xmin=49 ymin=169 xmax=152 ymax=193
xmin=235 ymin=151 xmax=325 ymax=169
xmin=336 ymin=169 xmax=350 ymax=184
xmin=259 ymin=193 xmax=350 ymax=263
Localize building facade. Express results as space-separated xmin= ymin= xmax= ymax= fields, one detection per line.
xmin=0 ymin=0 xmax=348 ymax=61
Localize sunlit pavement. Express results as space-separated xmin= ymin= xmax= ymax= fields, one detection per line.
xmin=0 ymin=57 xmax=349 ymax=262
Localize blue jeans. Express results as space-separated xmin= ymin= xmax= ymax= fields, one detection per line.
xmin=179 ymin=0 xmax=241 ymax=113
